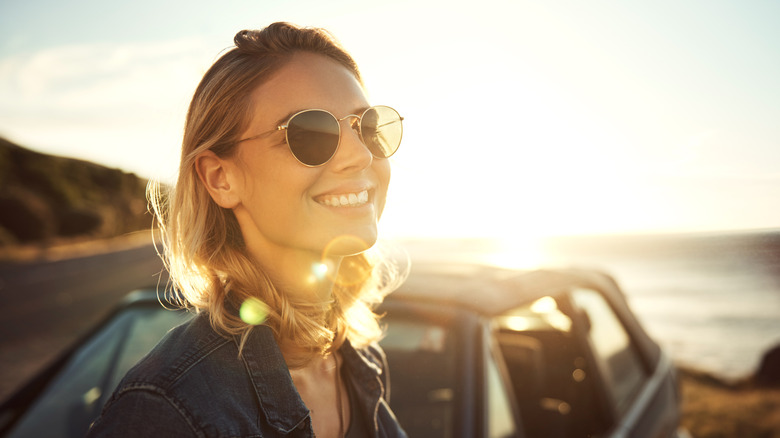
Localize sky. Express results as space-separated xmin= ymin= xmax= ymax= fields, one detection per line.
xmin=1 ymin=0 xmax=778 ymax=239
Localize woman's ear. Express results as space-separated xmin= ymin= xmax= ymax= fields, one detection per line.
xmin=196 ymin=150 xmax=241 ymax=209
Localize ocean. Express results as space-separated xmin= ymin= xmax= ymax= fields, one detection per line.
xmin=394 ymin=230 xmax=780 ymax=381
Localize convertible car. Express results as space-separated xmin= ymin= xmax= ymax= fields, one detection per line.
xmin=0 ymin=263 xmax=689 ymax=437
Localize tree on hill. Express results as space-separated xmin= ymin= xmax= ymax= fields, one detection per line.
xmin=0 ymin=137 xmax=152 ymax=246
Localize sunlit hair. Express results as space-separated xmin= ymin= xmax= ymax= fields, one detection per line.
xmin=149 ymin=22 xmax=400 ymax=367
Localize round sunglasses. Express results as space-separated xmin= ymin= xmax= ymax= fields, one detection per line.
xmin=237 ymin=105 xmax=403 ymax=167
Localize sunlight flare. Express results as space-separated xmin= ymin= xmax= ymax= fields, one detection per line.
xmin=239 ymin=297 xmax=270 ymax=325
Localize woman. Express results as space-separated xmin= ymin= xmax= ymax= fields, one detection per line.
xmin=87 ymin=22 xmax=406 ymax=438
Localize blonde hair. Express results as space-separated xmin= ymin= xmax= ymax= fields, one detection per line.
xmin=149 ymin=22 xmax=395 ymax=367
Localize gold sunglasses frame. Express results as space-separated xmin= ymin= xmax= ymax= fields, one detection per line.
xmin=236 ymin=105 xmax=403 ymax=167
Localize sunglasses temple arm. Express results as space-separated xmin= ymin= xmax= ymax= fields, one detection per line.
xmin=376 ymin=118 xmax=403 ymax=128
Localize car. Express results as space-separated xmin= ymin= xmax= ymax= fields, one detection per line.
xmin=0 ymin=263 xmax=690 ymax=438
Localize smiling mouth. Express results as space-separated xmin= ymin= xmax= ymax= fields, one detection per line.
xmin=317 ymin=190 xmax=369 ymax=207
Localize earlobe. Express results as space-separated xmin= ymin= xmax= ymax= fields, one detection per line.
xmin=195 ymin=151 xmax=241 ymax=209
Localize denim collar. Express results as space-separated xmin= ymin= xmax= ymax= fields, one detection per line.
xmin=236 ymin=325 xmax=384 ymax=435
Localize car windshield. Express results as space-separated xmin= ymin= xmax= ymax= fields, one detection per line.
xmin=5 ymin=306 xmax=192 ymax=438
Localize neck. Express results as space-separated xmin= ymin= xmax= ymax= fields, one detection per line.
xmin=246 ymin=241 xmax=346 ymax=368
xmin=288 ymin=352 xmax=337 ymax=383
xmin=249 ymin=244 xmax=343 ymax=304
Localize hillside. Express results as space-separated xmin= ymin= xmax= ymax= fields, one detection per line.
xmin=0 ymin=137 xmax=153 ymax=248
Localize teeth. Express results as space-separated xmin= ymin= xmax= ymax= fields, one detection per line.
xmin=321 ymin=190 xmax=369 ymax=207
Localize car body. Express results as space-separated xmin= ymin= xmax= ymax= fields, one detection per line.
xmin=0 ymin=263 xmax=689 ymax=438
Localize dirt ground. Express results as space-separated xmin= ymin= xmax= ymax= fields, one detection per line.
xmin=679 ymin=367 xmax=780 ymax=438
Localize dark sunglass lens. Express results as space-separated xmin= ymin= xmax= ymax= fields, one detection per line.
xmin=361 ymin=106 xmax=403 ymax=159
xmin=287 ymin=110 xmax=340 ymax=166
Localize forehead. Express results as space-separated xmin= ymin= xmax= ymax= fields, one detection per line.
xmin=249 ymin=52 xmax=368 ymax=121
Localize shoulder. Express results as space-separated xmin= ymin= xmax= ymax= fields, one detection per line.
xmin=90 ymin=315 xmax=264 ymax=437
xmin=87 ymin=386 xmax=203 ymax=437
xmin=118 ymin=313 xmax=235 ymax=390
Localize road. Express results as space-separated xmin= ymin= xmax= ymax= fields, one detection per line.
xmin=0 ymin=240 xmax=165 ymax=400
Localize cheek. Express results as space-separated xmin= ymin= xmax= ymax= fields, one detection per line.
xmin=375 ymin=159 xmax=392 ymax=214
xmin=235 ymin=157 xmax=306 ymax=220
xmin=251 ymin=169 xmax=314 ymax=210
xmin=238 ymin=144 xmax=315 ymax=198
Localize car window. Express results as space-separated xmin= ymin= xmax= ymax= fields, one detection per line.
xmin=486 ymin=344 xmax=519 ymax=438
xmin=6 ymin=306 xmax=191 ymax=438
xmin=495 ymin=295 xmax=608 ymax=438
xmin=381 ymin=317 xmax=456 ymax=438
xmin=570 ymin=288 xmax=646 ymax=414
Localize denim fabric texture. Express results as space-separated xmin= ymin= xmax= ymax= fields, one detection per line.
xmin=86 ymin=313 xmax=407 ymax=438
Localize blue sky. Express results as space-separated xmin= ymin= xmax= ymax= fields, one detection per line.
xmin=1 ymin=0 xmax=778 ymax=238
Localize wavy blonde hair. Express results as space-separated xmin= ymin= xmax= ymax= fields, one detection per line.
xmin=149 ymin=22 xmax=399 ymax=367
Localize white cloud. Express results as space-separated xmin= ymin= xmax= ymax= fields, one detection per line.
xmin=0 ymin=37 xmax=218 ymax=180
xmin=1 ymin=37 xmax=212 ymax=111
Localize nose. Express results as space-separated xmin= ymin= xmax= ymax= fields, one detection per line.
xmin=329 ymin=116 xmax=373 ymax=172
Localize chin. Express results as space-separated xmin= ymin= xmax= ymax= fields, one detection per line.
xmin=321 ymin=231 xmax=378 ymax=257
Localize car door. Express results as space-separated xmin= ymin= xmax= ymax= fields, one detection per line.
xmin=493 ymin=286 xmax=683 ymax=438
xmin=494 ymin=292 xmax=613 ymax=438
xmin=380 ymin=299 xmax=479 ymax=438
xmin=568 ymin=287 xmax=683 ymax=438
xmin=483 ymin=322 xmax=524 ymax=438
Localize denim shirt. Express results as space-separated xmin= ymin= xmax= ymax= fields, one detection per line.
xmin=86 ymin=313 xmax=407 ymax=438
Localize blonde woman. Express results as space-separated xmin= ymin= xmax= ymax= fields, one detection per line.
xmin=87 ymin=22 xmax=406 ymax=438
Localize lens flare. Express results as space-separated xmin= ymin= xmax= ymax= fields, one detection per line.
xmin=313 ymin=262 xmax=329 ymax=278
xmin=240 ymin=297 xmax=269 ymax=325
xmin=321 ymin=235 xmax=373 ymax=286
xmin=307 ymin=262 xmax=331 ymax=284
xmin=322 ymin=235 xmax=371 ymax=257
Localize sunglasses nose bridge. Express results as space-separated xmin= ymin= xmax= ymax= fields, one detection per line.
xmin=331 ymin=113 xmax=374 ymax=164
xmin=336 ymin=113 xmax=361 ymax=130
xmin=335 ymin=113 xmax=364 ymax=142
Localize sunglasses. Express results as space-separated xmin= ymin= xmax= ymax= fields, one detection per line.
xmin=237 ymin=105 xmax=403 ymax=167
